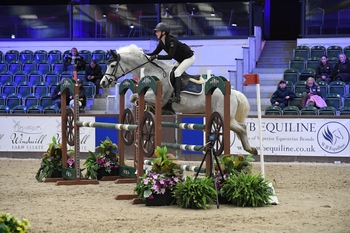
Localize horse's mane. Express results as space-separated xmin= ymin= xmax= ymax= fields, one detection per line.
xmin=116 ymin=44 xmax=144 ymax=56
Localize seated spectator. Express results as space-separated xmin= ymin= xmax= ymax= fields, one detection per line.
xmin=85 ymin=60 xmax=103 ymax=97
xmin=64 ymin=47 xmax=86 ymax=72
xmin=333 ymin=53 xmax=350 ymax=83
xmin=52 ymin=79 xmax=71 ymax=109
xmin=316 ymin=55 xmax=332 ymax=84
xmin=69 ymin=78 xmax=86 ymax=108
xmin=270 ymin=80 xmax=296 ymax=109
xmin=300 ymin=77 xmax=327 ymax=108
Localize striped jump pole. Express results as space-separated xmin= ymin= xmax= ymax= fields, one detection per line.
xmin=144 ymin=160 xmax=206 ymax=173
xmin=76 ymin=121 xmax=138 ymax=131
xmin=161 ymin=122 xmax=205 ymax=130
xmin=160 ymin=142 xmax=206 ymax=152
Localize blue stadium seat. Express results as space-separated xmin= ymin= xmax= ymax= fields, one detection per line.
xmin=11 ymin=105 xmax=27 ymax=114
xmin=310 ymin=46 xmax=326 ymax=58
xmin=63 ymin=50 xmax=70 ymax=60
xmin=289 ymin=57 xmax=306 ymax=72
xmin=2 ymin=82 xmax=18 ymax=96
xmin=6 ymin=93 xmax=22 ymax=110
xmin=26 ymin=105 xmax=43 ymax=114
xmin=0 ymin=71 xmax=13 ymax=84
xmin=344 ymin=94 xmax=350 ymax=107
xmin=325 ymin=93 xmax=342 ymax=110
xmin=49 ymin=83 xmax=59 ymax=96
xmin=344 ymin=46 xmax=350 ymax=59
xmin=24 ymin=93 xmax=39 ymax=108
xmin=318 ymin=106 xmax=336 ymax=115
xmin=91 ymin=50 xmax=106 ymax=63
xmin=83 ymin=82 xmax=96 ymax=99
xmin=0 ymin=60 xmax=8 ymax=73
xmin=22 ymin=61 xmax=37 ymax=74
xmin=294 ymin=81 xmax=307 ymax=94
xmin=60 ymin=71 xmax=73 ymax=80
xmin=327 ymin=46 xmax=342 ymax=58
xmin=44 ymin=71 xmax=60 ymax=85
xmin=0 ymin=93 xmax=6 ymax=106
xmin=40 ymin=93 xmax=54 ymax=109
xmin=13 ymin=71 xmax=28 ymax=84
xmin=4 ymin=50 xmax=19 ymax=63
xmin=77 ymin=71 xmax=86 ymax=82
xmin=17 ymin=82 xmax=33 ymax=98
xmin=293 ymin=46 xmax=310 ymax=60
xmin=300 ymin=106 xmax=318 ymax=115
xmin=52 ymin=61 xmax=65 ymax=74
xmin=328 ymin=81 xmax=346 ymax=97
xmin=0 ymin=105 xmax=9 ymax=114
xmin=283 ymin=68 xmax=299 ymax=84
xmin=339 ymin=107 xmax=350 ymax=115
xmin=0 ymin=51 xmax=3 ymax=61
xmin=43 ymin=105 xmax=60 ymax=114
xmin=47 ymin=50 xmax=62 ymax=64
xmin=306 ymin=57 xmax=320 ymax=71
xmin=288 ymin=92 xmax=303 ymax=108
xmin=28 ymin=71 xmax=43 ymax=85
xmin=33 ymin=82 xmax=49 ymax=98
xmin=316 ymin=80 xmax=328 ymax=98
xmin=33 ymin=50 xmax=48 ymax=63
xmin=282 ymin=106 xmax=300 ymax=115
xmin=19 ymin=50 xmax=34 ymax=63
xmin=8 ymin=60 xmax=22 ymax=73
xmin=37 ymin=61 xmax=52 ymax=75
xmin=299 ymin=68 xmax=316 ymax=81
xmin=78 ymin=50 xmax=92 ymax=63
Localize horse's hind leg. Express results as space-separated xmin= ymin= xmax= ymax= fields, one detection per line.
xmin=231 ymin=120 xmax=258 ymax=155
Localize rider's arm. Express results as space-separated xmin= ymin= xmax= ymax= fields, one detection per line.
xmin=146 ymin=42 xmax=163 ymax=56
xmin=157 ymin=38 xmax=177 ymax=60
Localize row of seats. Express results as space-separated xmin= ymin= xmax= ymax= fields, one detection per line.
xmin=0 ymin=50 xmax=110 ymax=64
xmin=293 ymin=45 xmax=350 ymax=60
xmin=0 ymin=61 xmax=108 ymax=76
xmin=281 ymin=80 xmax=350 ymax=97
xmin=289 ymin=57 xmax=339 ymax=73
xmin=265 ymin=106 xmax=350 ymax=116
xmin=0 ymin=81 xmax=96 ymax=98
xmin=0 ymin=70 xmax=98 ymax=86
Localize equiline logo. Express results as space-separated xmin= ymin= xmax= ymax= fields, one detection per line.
xmin=13 ymin=120 xmax=42 ymax=134
xmin=317 ymin=121 xmax=350 ymax=154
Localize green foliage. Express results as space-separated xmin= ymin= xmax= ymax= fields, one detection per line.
xmin=173 ymin=176 xmax=217 ymax=209
xmin=0 ymin=212 xmax=30 ymax=233
xmin=222 ymin=172 xmax=274 ymax=207
xmin=217 ymin=154 xmax=254 ymax=175
xmin=35 ymin=136 xmax=74 ymax=182
xmin=84 ymin=137 xmax=119 ymax=179
xmin=151 ymin=146 xmax=179 ymax=175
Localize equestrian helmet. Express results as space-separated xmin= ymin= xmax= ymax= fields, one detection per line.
xmin=154 ymin=22 xmax=170 ymax=34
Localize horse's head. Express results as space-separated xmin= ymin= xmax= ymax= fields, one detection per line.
xmin=100 ymin=50 xmax=123 ymax=88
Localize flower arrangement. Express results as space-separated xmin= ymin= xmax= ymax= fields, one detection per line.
xmin=216 ymin=154 xmax=254 ymax=175
xmin=35 ymin=136 xmax=74 ymax=182
xmin=0 ymin=212 xmax=30 ymax=233
xmin=84 ymin=137 xmax=119 ymax=180
xmin=134 ymin=173 xmax=180 ymax=200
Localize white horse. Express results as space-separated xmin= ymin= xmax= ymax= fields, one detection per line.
xmin=101 ymin=44 xmax=257 ymax=155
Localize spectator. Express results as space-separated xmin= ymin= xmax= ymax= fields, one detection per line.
xmin=316 ymin=55 xmax=332 ymax=84
xmin=85 ymin=60 xmax=103 ymax=97
xmin=52 ymin=79 xmax=71 ymax=109
xmin=64 ymin=47 xmax=86 ymax=72
xmin=69 ymin=78 xmax=86 ymax=108
xmin=333 ymin=53 xmax=350 ymax=83
xmin=300 ymin=77 xmax=327 ymax=108
xmin=270 ymin=80 xmax=296 ymax=109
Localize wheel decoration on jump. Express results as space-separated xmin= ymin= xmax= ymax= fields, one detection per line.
xmin=66 ymin=108 xmax=75 ymax=146
xmin=121 ymin=108 xmax=135 ymax=146
xmin=140 ymin=111 xmax=155 ymax=158
xmin=208 ymin=111 xmax=224 ymax=156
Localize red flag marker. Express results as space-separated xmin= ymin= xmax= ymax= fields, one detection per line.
xmin=243 ymin=73 xmax=260 ymax=85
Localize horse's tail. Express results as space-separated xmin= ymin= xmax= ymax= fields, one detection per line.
xmin=232 ymin=90 xmax=250 ymax=124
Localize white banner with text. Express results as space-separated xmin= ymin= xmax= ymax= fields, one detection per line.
xmin=0 ymin=116 xmax=96 ymax=152
xmin=230 ymin=118 xmax=350 ymax=157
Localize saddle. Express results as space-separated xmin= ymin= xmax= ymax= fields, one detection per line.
xmin=170 ymin=67 xmax=201 ymax=88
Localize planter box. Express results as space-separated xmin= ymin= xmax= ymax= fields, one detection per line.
xmin=145 ymin=191 xmax=174 ymax=206
xmin=97 ymin=167 xmax=119 ymax=180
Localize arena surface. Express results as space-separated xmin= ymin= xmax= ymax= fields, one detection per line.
xmin=1 ymin=158 xmax=349 ymax=233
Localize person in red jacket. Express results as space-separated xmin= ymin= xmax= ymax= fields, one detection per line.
xmin=146 ymin=22 xmax=195 ymax=103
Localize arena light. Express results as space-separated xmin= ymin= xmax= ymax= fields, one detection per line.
xmin=19 ymin=14 xmax=38 ymax=19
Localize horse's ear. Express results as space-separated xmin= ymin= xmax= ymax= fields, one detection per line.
xmin=110 ymin=50 xmax=117 ymax=58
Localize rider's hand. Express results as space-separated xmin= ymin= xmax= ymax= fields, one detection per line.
xmin=150 ymin=55 xmax=157 ymax=61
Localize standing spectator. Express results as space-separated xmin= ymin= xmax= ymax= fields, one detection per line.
xmin=316 ymin=55 xmax=332 ymax=84
xmin=270 ymin=80 xmax=296 ymax=109
xmin=85 ymin=60 xmax=103 ymax=97
xmin=333 ymin=53 xmax=350 ymax=83
xmin=64 ymin=47 xmax=86 ymax=71
xmin=300 ymin=77 xmax=327 ymax=108
xmin=69 ymin=78 xmax=86 ymax=108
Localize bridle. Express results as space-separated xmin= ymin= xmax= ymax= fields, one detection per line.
xmin=104 ymin=53 xmax=166 ymax=86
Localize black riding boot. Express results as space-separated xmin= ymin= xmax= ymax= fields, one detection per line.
xmin=172 ymin=77 xmax=181 ymax=103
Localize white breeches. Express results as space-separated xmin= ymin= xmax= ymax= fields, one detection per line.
xmin=174 ymin=55 xmax=195 ymax=78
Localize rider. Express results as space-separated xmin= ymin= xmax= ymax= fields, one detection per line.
xmin=146 ymin=22 xmax=195 ymax=103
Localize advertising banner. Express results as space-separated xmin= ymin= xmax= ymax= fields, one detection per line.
xmin=0 ymin=116 xmax=95 ymax=152
xmin=230 ymin=118 xmax=350 ymax=157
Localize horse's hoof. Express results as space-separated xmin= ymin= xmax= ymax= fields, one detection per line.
xmin=251 ymin=147 xmax=258 ymax=155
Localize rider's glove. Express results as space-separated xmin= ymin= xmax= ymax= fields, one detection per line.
xmin=150 ymin=55 xmax=157 ymax=61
